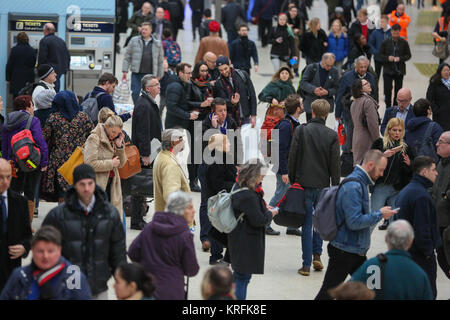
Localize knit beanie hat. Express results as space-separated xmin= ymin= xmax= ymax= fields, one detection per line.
xmin=216 ymin=56 xmax=230 ymax=67
xmin=73 ymin=164 xmax=96 ymax=185
xmin=37 ymin=64 xmax=54 ymax=80
xmin=208 ymin=20 xmax=220 ymax=33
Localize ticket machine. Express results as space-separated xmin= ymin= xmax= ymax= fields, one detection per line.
xmin=66 ymin=18 xmax=115 ymax=98
xmin=8 ymin=14 xmax=58 ymax=50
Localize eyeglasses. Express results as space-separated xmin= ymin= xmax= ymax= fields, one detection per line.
xmin=199 ymin=69 xmax=209 ymax=73
xmin=397 ymin=99 xmax=410 ymax=103
xmin=183 ymin=71 xmax=192 ymax=75
xmin=437 ymin=139 xmax=450 ymax=145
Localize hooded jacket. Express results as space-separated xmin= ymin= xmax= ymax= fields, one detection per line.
xmin=2 ymin=110 xmax=49 ymax=167
xmin=128 ymin=211 xmax=199 ymax=300
xmin=404 ymin=117 xmax=443 ymax=156
xmin=42 ymin=186 xmax=126 ymax=295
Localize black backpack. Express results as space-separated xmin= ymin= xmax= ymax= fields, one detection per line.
xmin=413 ymin=122 xmax=439 ymax=162
xmin=18 ymin=82 xmax=49 ymax=96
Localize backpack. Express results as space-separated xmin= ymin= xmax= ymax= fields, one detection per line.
xmin=273 ymin=183 xmax=306 ymax=228
xmin=11 ymin=116 xmax=41 ymax=172
xmin=259 ymin=104 xmax=286 ymax=158
xmin=207 ymin=184 xmax=249 ymax=233
xmin=297 ymin=63 xmax=318 ymax=99
xmin=18 ymin=81 xmax=48 ymax=96
xmin=164 ymin=40 xmax=182 ymax=66
xmin=413 ymin=122 xmax=439 ymax=163
xmin=81 ymin=91 xmax=106 ymax=123
xmin=312 ymin=177 xmax=364 ymax=241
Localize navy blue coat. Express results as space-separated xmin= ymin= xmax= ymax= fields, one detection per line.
xmin=368 ymin=28 xmax=392 ymax=62
xmin=335 ymin=70 xmax=377 ymax=118
xmin=221 ymin=1 xmax=246 ymax=32
xmin=84 ymin=86 xmax=131 ymax=123
xmin=38 ymin=33 xmax=70 ymax=77
xmin=397 ymin=175 xmax=442 ymax=257
xmin=229 ymin=37 xmax=259 ymax=71
xmin=6 ymin=43 xmax=37 ymax=95
xmin=251 ymin=0 xmax=278 ymax=21
xmin=277 ymin=115 xmax=299 ymax=175
xmin=380 ymin=104 xmax=415 ymax=135
xmin=404 ymin=117 xmax=443 ymax=155
xmin=0 ymin=257 xmax=92 ymax=300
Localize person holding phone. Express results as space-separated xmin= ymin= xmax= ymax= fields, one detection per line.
xmin=83 ymin=114 xmax=127 ymax=220
xmin=370 ymin=117 xmax=414 ymax=230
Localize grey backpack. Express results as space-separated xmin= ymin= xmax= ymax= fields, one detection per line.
xmin=312 ymin=177 xmax=364 ymax=241
xmin=81 ymin=91 xmax=106 ymax=123
xmin=207 ymin=184 xmax=249 ymax=234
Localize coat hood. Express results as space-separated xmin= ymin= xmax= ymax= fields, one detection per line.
xmin=406 ymin=116 xmax=430 ymax=131
xmin=4 ymin=111 xmax=30 ymax=131
xmin=149 ymin=211 xmax=189 ymax=237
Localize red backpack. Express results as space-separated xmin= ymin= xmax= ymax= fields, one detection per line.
xmin=11 ymin=116 xmax=41 ymax=172
xmin=260 ymin=104 xmax=286 ymax=158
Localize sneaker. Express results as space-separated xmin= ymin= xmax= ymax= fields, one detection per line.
xmin=190 ymin=181 xmax=201 ymax=193
xmin=209 ymin=259 xmax=230 ymax=267
xmin=378 ymin=219 xmax=389 ymax=230
xmin=286 ymin=228 xmax=302 ymax=236
xmin=313 ymin=254 xmax=324 ymax=271
xmin=265 ymin=226 xmax=280 ymax=236
xmin=34 ymin=208 xmax=39 ymax=217
xmin=202 ymin=240 xmax=211 ymax=252
xmin=297 ymin=267 xmax=310 ymax=276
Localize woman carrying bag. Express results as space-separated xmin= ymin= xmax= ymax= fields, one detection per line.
xmin=83 ymin=113 xmax=127 ymax=220
xmin=258 ymin=67 xmax=296 ymax=106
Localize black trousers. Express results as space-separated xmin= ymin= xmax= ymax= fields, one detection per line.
xmin=192 ymin=11 xmax=203 ymax=39
xmin=437 ymin=227 xmax=450 ymax=279
xmin=258 ymin=18 xmax=273 ymax=47
xmin=187 ymin=122 xmax=199 ymax=184
xmin=10 ymin=169 xmax=41 ymax=202
xmin=374 ymin=60 xmax=383 ymax=84
xmin=383 ymin=73 xmax=403 ymax=108
xmin=410 ymin=249 xmax=437 ymax=299
xmin=315 ymin=244 xmax=367 ymax=300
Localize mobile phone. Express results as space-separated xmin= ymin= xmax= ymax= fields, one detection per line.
xmin=392 ymin=207 xmax=400 ymax=211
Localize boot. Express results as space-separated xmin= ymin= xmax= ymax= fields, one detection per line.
xmin=313 ymin=253 xmax=324 ymax=271
xmin=28 ymin=200 xmax=35 ymax=233
xmin=130 ymin=196 xmax=147 ymax=230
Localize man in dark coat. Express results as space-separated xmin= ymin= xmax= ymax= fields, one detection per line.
xmin=213 ymin=56 xmax=257 ymax=128
xmin=38 ymin=23 xmax=70 ymax=92
xmin=131 ymin=75 xmax=162 ymax=230
xmin=125 ymin=1 xmax=154 ymax=47
xmin=289 ymin=99 xmax=341 ymax=276
xmin=0 ymin=159 xmax=32 ymax=293
xmin=299 ymin=53 xmax=340 ymax=120
xmin=378 ymin=23 xmax=411 ymax=108
xmin=221 ymin=0 xmax=246 ymax=47
xmin=151 ymin=6 xmax=174 ymax=40
xmin=189 ymin=0 xmax=204 ymax=40
xmin=42 ymin=164 xmax=126 ymax=299
xmin=229 ymin=25 xmax=259 ymax=76
xmin=380 ymin=87 xmax=414 ymax=135
xmin=251 ymin=0 xmax=278 ymax=47
xmin=6 ymin=32 xmax=37 ymax=97
xmin=397 ymin=156 xmax=442 ymax=299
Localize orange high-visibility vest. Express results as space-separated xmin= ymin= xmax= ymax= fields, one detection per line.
xmin=435 ymin=17 xmax=449 ymax=42
xmin=388 ymin=10 xmax=411 ymax=41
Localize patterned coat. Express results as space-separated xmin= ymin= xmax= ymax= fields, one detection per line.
xmin=41 ymin=111 xmax=94 ymax=201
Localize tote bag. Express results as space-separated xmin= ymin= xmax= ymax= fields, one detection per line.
xmin=57 ymin=146 xmax=84 ymax=185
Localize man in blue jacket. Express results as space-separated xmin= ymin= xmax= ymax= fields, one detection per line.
xmin=380 ymin=87 xmax=414 ymax=135
xmin=221 ymin=0 xmax=246 ymax=47
xmin=251 ymin=0 xmax=278 ymax=47
xmin=229 ymin=25 xmax=259 ymax=76
xmin=368 ymin=15 xmax=392 ymax=83
xmin=350 ymin=219 xmax=434 ymax=300
xmin=84 ymin=73 xmax=132 ymax=124
xmin=397 ymin=156 xmax=441 ymax=299
xmin=315 ymin=149 xmax=398 ymax=300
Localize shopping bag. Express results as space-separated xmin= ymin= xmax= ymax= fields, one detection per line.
xmin=337 ymin=122 xmax=346 ymax=146
xmin=240 ymin=119 xmax=264 ymax=163
xmin=113 ymin=79 xmax=131 ymax=104
xmin=118 ymin=143 xmax=141 ymax=179
xmin=57 ymin=146 xmax=84 ymax=185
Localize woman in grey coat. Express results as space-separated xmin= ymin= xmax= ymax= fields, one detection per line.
xmin=351 ymin=79 xmax=380 ymax=165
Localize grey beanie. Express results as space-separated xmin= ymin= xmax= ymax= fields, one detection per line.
xmin=34 ymin=89 xmax=56 ymax=110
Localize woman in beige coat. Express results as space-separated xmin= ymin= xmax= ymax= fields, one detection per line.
xmin=153 ymin=129 xmax=190 ymax=213
xmin=83 ymin=113 xmax=127 ymax=219
xmin=351 ymin=79 xmax=380 ymax=166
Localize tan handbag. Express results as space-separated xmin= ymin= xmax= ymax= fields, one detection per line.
xmin=57 ymin=146 xmax=84 ymax=185
xmin=118 ymin=143 xmax=142 ymax=179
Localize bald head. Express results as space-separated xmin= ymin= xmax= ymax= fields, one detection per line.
xmin=0 ymin=159 xmax=12 ymax=193
xmin=43 ymin=23 xmax=55 ymax=35
xmin=396 ymin=88 xmax=412 ymax=111
xmin=204 ymin=52 xmax=217 ymax=69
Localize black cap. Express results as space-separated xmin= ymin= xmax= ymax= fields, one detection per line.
xmin=216 ymin=56 xmax=230 ymax=67
xmin=73 ymin=164 xmax=96 ymax=185
xmin=37 ymin=64 xmax=54 ymax=80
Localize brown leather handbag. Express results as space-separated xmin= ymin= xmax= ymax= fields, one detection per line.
xmin=118 ymin=143 xmax=142 ymax=179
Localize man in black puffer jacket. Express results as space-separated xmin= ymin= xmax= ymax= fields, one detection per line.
xmin=42 ymin=164 xmax=126 ymax=299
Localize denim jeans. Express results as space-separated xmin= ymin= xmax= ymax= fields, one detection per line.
xmin=302 ymin=187 xmax=324 ymax=268
xmin=131 ymin=73 xmax=146 ymax=104
xmin=233 ymin=271 xmax=252 ymax=300
xmin=370 ymin=182 xmax=398 ymax=223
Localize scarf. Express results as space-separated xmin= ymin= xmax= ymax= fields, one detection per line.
xmin=30 ymin=258 xmax=66 ymax=300
xmin=240 ymin=36 xmax=250 ymax=59
xmin=255 ymin=183 xmax=268 ymax=208
xmin=193 ymin=75 xmax=211 ymax=89
xmin=442 ymin=77 xmax=450 ymax=90
xmin=209 ymin=113 xmax=228 ymax=134
xmin=220 ymin=69 xmax=241 ymax=122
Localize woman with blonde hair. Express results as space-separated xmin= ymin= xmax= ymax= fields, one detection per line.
xmin=370 ymin=117 xmax=414 ymax=230
xmin=83 ymin=113 xmax=127 ymax=219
